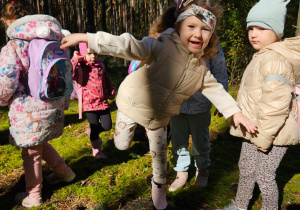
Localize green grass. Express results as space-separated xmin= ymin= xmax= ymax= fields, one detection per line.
xmin=0 ymin=66 xmax=299 ymax=209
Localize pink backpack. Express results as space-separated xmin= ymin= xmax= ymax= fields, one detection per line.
xmin=265 ymin=75 xmax=300 ymax=142
xmin=23 ymin=39 xmax=73 ymax=100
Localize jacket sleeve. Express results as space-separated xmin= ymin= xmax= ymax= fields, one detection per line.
xmin=252 ymin=60 xmax=294 ymax=149
xmin=0 ymin=41 xmax=22 ymax=106
xmin=200 ymin=69 xmax=241 ymax=118
xmin=87 ymin=32 xmax=162 ymax=61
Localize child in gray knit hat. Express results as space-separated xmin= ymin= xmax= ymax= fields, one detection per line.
xmin=218 ymin=0 xmax=300 ymax=209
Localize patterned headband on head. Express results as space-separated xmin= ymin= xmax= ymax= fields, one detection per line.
xmin=176 ymin=4 xmax=216 ymax=32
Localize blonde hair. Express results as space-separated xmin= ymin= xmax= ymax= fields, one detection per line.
xmin=2 ymin=0 xmax=36 ymax=25
xmin=150 ymin=0 xmax=223 ymax=59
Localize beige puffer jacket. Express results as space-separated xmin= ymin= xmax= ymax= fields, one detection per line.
xmin=88 ymin=28 xmax=241 ymax=129
xmin=230 ymin=36 xmax=300 ymax=149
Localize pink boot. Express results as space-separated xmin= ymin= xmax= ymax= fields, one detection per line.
xmin=91 ymin=138 xmax=107 ymax=159
xmin=151 ymin=180 xmax=168 ymax=210
xmin=85 ymin=128 xmax=91 ymax=137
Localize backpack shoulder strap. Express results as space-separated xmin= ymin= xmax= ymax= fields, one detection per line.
xmin=265 ymin=75 xmax=293 ymax=88
xmin=265 ymin=74 xmax=300 ymax=102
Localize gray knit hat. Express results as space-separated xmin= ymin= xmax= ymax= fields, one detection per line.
xmin=246 ymin=0 xmax=290 ymax=38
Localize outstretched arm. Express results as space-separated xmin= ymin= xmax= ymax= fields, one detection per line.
xmin=61 ymin=33 xmax=88 ymax=50
xmin=232 ymin=112 xmax=257 ymax=134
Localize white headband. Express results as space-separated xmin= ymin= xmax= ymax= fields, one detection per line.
xmin=176 ymin=4 xmax=216 ymax=32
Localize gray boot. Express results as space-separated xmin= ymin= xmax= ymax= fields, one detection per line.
xmin=195 ymin=168 xmax=209 ymax=187
xmin=216 ymin=200 xmax=246 ymax=210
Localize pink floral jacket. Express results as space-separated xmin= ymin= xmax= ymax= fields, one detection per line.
xmin=0 ymin=15 xmax=69 ymax=148
xmin=71 ymin=57 xmax=115 ymax=119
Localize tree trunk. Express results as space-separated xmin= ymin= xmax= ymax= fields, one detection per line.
xmin=43 ymin=0 xmax=49 ymax=14
xmin=130 ymin=0 xmax=135 ymax=34
xmin=48 ymin=0 xmax=53 ymax=16
xmin=36 ymin=0 xmax=40 ymax=14
xmin=60 ymin=0 xmax=65 ymax=27
xmin=100 ymin=0 xmax=107 ymax=32
xmin=122 ymin=0 xmax=127 ymax=33
xmin=87 ymin=0 xmax=96 ymax=33
xmin=75 ymin=0 xmax=82 ymax=33
xmin=145 ymin=0 xmax=149 ymax=33
xmin=296 ymin=0 xmax=300 ymax=36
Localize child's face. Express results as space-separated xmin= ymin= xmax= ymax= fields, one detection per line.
xmin=4 ymin=19 xmax=15 ymax=27
xmin=84 ymin=52 xmax=97 ymax=63
xmin=178 ymin=15 xmax=212 ymax=54
xmin=248 ymin=26 xmax=278 ymax=50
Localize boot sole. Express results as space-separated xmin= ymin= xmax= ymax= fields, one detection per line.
xmin=48 ymin=173 xmax=76 ymax=185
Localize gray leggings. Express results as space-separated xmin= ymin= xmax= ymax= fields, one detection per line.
xmin=235 ymin=141 xmax=287 ymax=210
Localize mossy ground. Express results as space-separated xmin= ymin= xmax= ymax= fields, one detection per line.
xmin=0 ymin=64 xmax=299 ymax=209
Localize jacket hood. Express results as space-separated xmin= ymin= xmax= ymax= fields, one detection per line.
xmin=6 ymin=14 xmax=64 ymax=41
xmin=259 ymin=36 xmax=300 ymax=79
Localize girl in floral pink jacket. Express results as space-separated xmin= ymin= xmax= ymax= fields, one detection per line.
xmin=71 ymin=43 xmax=115 ymax=159
xmin=0 ymin=0 xmax=75 ymax=207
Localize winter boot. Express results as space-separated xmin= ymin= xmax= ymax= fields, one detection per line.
xmin=151 ymin=180 xmax=169 ymax=210
xmin=91 ymin=138 xmax=107 ymax=159
xmin=195 ymin=168 xmax=209 ymax=187
xmin=46 ymin=167 xmax=76 ymax=185
xmin=15 ymin=192 xmax=42 ymax=208
xmin=216 ymin=200 xmax=246 ymax=210
xmin=168 ymin=171 xmax=188 ymax=191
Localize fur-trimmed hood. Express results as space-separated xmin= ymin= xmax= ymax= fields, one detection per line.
xmin=6 ymin=14 xmax=65 ymax=41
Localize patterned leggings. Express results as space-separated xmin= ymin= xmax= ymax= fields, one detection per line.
xmin=235 ymin=141 xmax=287 ymax=210
xmin=114 ymin=111 xmax=168 ymax=184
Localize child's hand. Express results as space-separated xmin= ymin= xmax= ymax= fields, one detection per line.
xmin=253 ymin=144 xmax=268 ymax=153
xmin=61 ymin=33 xmax=88 ymax=50
xmin=233 ymin=112 xmax=257 ymax=134
xmin=73 ymin=51 xmax=84 ymax=61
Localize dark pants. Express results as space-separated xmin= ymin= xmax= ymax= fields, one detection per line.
xmin=85 ymin=109 xmax=112 ymax=141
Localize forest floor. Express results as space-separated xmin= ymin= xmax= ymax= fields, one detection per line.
xmin=0 ymin=63 xmax=299 ymax=209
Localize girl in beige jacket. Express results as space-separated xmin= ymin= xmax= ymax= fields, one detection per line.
xmin=219 ymin=0 xmax=299 ymax=210
xmin=61 ymin=1 xmax=257 ymax=209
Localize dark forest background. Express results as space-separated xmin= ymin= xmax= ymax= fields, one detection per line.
xmin=0 ymin=0 xmax=299 ymax=85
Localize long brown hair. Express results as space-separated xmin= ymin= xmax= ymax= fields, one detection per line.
xmin=149 ymin=0 xmax=223 ymax=59
xmin=2 ymin=0 xmax=36 ymax=26
xmin=149 ymin=3 xmax=177 ymax=38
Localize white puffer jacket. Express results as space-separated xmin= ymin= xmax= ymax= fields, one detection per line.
xmin=230 ymin=36 xmax=300 ymax=149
